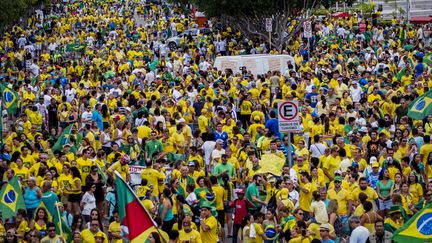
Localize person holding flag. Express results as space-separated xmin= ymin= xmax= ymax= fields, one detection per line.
xmin=40 ymin=222 xmax=66 ymax=243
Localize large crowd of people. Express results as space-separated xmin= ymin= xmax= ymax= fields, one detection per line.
xmin=0 ymin=0 xmax=432 ymax=242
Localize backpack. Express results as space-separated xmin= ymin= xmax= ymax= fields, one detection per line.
xmin=333 ymin=216 xmax=343 ymax=237
xmin=267 ymin=190 xmax=279 ymax=210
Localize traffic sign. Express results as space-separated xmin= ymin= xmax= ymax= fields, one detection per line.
xmin=278 ymin=100 xmax=300 ymax=132
xmin=303 ymin=21 xmax=312 ymax=38
xmin=266 ymin=18 xmax=272 ymax=32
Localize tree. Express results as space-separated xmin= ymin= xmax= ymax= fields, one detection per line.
xmin=0 ymin=0 xmax=49 ymax=31
xmin=191 ymin=0 xmax=323 ymax=52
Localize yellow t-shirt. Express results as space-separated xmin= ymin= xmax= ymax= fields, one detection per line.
xmin=212 ymin=185 xmax=225 ymax=210
xmin=140 ymin=168 xmax=164 ymax=196
xmin=179 ymin=229 xmax=202 ymax=243
xmin=80 ymin=229 xmax=108 ymax=243
xmin=299 ymin=182 xmax=317 ymax=212
xmin=200 ymin=216 xmax=218 ymax=243
xmin=108 ymin=221 xmax=122 ymax=243
xmin=327 ymin=188 xmax=351 ymax=216
xmin=77 ymin=157 xmax=92 ymax=186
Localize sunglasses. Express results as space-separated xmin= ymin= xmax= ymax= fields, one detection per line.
xmin=48 ymin=229 xmax=56 ymax=232
xmin=91 ymin=224 xmax=99 ymax=226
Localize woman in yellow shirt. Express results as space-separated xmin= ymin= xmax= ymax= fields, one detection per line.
xmin=408 ymin=173 xmax=424 ymax=205
xmin=66 ymin=167 xmax=82 ymax=215
xmin=239 ymin=95 xmax=253 ymax=128
xmin=108 ymin=211 xmax=123 ymax=243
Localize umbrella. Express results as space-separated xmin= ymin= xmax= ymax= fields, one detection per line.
xmin=408 ymin=89 xmax=432 ymax=120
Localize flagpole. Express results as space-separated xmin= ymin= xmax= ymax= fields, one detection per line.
xmin=55 ymin=203 xmax=63 ymax=236
xmin=113 ymin=170 xmax=167 ymax=243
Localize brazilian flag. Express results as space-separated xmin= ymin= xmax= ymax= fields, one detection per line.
xmin=0 ymin=83 xmax=19 ymax=114
xmin=408 ymin=89 xmax=432 ymax=120
xmin=392 ymin=203 xmax=432 ymax=243
xmin=66 ymin=43 xmax=86 ymax=52
xmin=53 ymin=203 xmax=73 ymax=243
xmin=0 ymin=177 xmax=25 ymax=218
xmin=424 ymin=53 xmax=432 ymax=66
xmin=52 ymin=124 xmax=82 ymax=154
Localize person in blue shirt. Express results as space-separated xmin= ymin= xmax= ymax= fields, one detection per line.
xmin=265 ymin=110 xmax=280 ymax=139
xmin=92 ymin=104 xmax=104 ymax=131
xmin=305 ymin=86 xmax=319 ymax=108
xmin=214 ymin=123 xmax=229 ymax=148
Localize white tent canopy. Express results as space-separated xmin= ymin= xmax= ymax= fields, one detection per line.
xmin=214 ymin=54 xmax=296 ymax=77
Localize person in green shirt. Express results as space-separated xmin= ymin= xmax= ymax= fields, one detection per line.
xmin=144 ymin=131 xmax=164 ymax=163
xmin=212 ymin=154 xmax=235 ymax=184
xmin=245 ymin=174 xmax=267 ymax=214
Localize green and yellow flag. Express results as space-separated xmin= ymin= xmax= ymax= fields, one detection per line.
xmin=52 ymin=124 xmax=81 ymax=154
xmin=53 ymin=203 xmax=72 ymax=243
xmin=0 ymin=177 xmax=26 ymax=218
xmin=392 ymin=203 xmax=432 ymax=243
xmin=407 ymin=89 xmax=432 ymax=120
xmin=0 ymin=83 xmax=19 ymax=114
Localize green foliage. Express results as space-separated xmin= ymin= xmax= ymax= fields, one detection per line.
xmin=0 ymin=0 xmax=48 ymax=30
xmin=192 ymin=0 xmax=308 ymax=18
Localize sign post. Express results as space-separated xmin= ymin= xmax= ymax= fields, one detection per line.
xmin=266 ymin=18 xmax=272 ymax=51
xmin=303 ymin=20 xmax=312 ymax=61
xmin=278 ymin=100 xmax=300 ymax=167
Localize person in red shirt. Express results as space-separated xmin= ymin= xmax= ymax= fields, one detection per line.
xmin=230 ymin=189 xmax=249 ymax=243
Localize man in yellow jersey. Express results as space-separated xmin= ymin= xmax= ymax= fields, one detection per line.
xmin=199 ymin=201 xmax=218 ymax=243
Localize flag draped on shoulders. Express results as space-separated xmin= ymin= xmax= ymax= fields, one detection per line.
xmin=392 ymin=203 xmax=432 ymax=243
xmin=0 ymin=83 xmax=19 ymax=114
xmin=114 ymin=171 xmax=167 ymax=243
xmin=0 ymin=177 xmax=26 ymax=218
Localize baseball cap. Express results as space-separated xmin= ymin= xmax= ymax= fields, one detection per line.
xmin=371 ymin=162 xmax=379 ymax=168
xmin=237 ymin=189 xmax=245 ymax=194
xmin=334 ymin=176 xmax=342 ymax=182
xmin=320 ymin=223 xmax=331 ymax=231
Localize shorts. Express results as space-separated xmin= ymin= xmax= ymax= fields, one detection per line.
xmin=68 ymin=193 xmax=82 ymax=203
xmin=217 ymin=210 xmax=225 ymax=226
xmin=59 ymin=122 xmax=69 ymax=129
xmin=379 ymin=199 xmax=393 ymax=210
xmin=224 ymin=202 xmax=233 ymax=214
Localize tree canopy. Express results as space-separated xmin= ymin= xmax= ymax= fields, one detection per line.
xmin=190 ymin=0 xmax=323 ymax=52
xmin=0 ymin=0 xmax=49 ymax=31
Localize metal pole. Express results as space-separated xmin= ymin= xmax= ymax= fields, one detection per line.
xmin=287 ymin=132 xmax=292 ymax=167
xmin=269 ymin=32 xmax=272 ymax=52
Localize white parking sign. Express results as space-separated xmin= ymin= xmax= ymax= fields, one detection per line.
xmin=278 ymin=100 xmax=300 ymax=132
xmin=266 ymin=18 xmax=272 ymax=32
xmin=304 ymin=21 xmax=312 ymax=38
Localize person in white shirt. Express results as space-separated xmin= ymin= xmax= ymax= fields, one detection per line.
xmin=309 ymin=135 xmax=327 ymax=159
xmin=349 ymin=216 xmax=369 ymax=243
xmin=350 ymin=81 xmax=362 ymax=103
xmin=81 ymin=184 xmax=97 ymax=223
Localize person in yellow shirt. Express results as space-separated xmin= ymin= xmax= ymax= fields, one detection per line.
xmin=108 ymin=211 xmax=123 ymax=243
xmin=140 ymin=161 xmax=164 ymax=197
xmin=199 ymin=201 xmax=218 ymax=243
xmin=327 ymin=176 xmax=352 ymax=216
xmin=107 ymin=155 xmax=131 ymax=182
xmin=77 ymin=148 xmax=93 ymax=187
xmin=179 ymin=216 xmax=202 ymax=243
xmin=80 ymin=219 xmax=108 ymax=243
xmin=297 ymin=171 xmax=317 ymax=217
xmin=352 ymin=178 xmax=380 ymax=209
xmin=322 ymin=147 xmax=341 ymax=183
